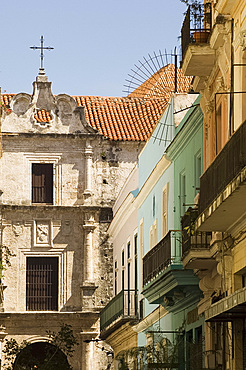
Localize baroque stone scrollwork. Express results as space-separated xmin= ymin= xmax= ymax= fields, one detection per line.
xmin=205 ymin=99 xmax=215 ymax=114
xmin=12 ymin=222 xmax=23 ymax=237
xmin=34 ymin=220 xmax=51 ymax=246
xmin=239 ymin=30 xmax=246 ymax=51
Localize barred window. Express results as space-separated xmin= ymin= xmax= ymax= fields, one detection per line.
xmin=26 ymin=257 xmax=58 ymax=311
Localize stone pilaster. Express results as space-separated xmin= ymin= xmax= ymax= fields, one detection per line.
xmin=80 ymin=331 xmax=99 ymax=370
xmin=84 ymin=141 xmax=93 ymax=202
xmin=81 ymin=213 xmax=97 ymax=310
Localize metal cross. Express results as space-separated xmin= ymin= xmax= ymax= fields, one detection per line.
xmin=30 ymin=35 xmax=54 ymax=70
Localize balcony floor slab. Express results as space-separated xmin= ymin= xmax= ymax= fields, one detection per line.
xmin=182 ymin=45 xmax=215 ymax=76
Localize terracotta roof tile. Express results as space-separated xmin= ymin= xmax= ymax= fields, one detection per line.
xmin=34 ymin=109 xmax=52 ymax=123
xmin=128 ymin=63 xmax=192 ymax=100
xmin=1 ymin=65 xmax=191 ymax=141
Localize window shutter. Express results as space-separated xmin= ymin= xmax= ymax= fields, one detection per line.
xmin=32 ymin=164 xmax=53 ymax=203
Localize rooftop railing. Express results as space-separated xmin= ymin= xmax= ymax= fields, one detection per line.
xmin=181 ymin=3 xmax=212 ymax=60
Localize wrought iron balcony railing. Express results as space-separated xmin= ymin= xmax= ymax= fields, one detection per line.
xmin=100 ymin=289 xmax=138 ymax=333
xmin=199 ymin=119 xmax=246 ymax=214
xmin=143 ymin=230 xmax=182 ymax=286
xmin=181 ymin=3 xmax=212 ymax=60
xmin=181 ymin=208 xmax=212 ymax=256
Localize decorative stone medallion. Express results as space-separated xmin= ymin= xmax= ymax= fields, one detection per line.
xmin=34 ymin=220 xmax=51 ymax=246
xmin=12 ymin=222 xmax=23 ymax=237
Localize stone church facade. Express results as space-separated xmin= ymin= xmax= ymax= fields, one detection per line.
xmin=0 ymin=66 xmax=190 ymax=369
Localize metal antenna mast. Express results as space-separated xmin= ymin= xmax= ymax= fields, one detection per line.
xmin=30 ymin=35 xmax=54 ymax=71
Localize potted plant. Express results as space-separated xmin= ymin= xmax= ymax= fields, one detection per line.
xmin=181 ymin=0 xmax=211 ymax=43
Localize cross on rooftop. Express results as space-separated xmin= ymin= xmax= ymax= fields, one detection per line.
xmin=30 ymin=35 xmax=54 ymax=71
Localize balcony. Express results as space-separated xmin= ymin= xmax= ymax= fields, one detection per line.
xmin=100 ymin=289 xmax=138 ymax=339
xmin=181 ymin=3 xmax=215 ymax=77
xmin=197 ymin=120 xmax=246 ymax=232
xmin=143 ymin=231 xmax=181 ymax=287
xmin=205 ymin=286 xmax=246 ymax=322
xmin=142 ymin=231 xmax=200 ymax=306
xmin=182 ymin=208 xmax=213 ymax=269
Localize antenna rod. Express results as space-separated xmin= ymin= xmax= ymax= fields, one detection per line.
xmin=174 ymin=47 xmax=177 ymax=93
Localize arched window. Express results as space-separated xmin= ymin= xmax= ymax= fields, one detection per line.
xmin=14 ymin=342 xmax=70 ymax=369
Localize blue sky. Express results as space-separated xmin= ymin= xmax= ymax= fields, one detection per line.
xmin=1 ymin=0 xmax=187 ymax=97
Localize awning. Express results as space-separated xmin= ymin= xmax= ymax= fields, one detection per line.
xmin=205 ymin=287 xmax=246 ymax=321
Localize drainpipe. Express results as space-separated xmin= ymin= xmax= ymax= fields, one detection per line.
xmin=229 ymin=19 xmax=234 ymax=136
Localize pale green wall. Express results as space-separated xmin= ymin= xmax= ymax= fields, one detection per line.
xmin=167 ymin=96 xmax=203 ymax=231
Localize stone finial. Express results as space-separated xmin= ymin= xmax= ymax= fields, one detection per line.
xmin=32 ymin=70 xmax=55 ymax=112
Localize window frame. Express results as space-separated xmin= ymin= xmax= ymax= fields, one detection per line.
xmin=26 ymin=256 xmax=59 ymax=311
xmin=32 ymin=163 xmax=54 ymax=204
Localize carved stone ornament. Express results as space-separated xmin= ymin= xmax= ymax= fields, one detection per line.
xmin=35 ymin=221 xmax=50 ymax=245
xmin=63 ymin=220 xmax=72 ymax=235
xmin=12 ymin=94 xmax=31 ymax=116
xmin=239 ymin=30 xmax=246 ymax=51
xmin=12 ymin=222 xmax=23 ymax=237
xmin=216 ymin=76 xmax=226 ymax=93
xmin=205 ymin=100 xmax=215 ymax=113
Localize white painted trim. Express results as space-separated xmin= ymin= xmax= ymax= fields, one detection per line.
xmin=132 ymin=305 xmax=168 ymax=333
xmin=134 ymin=155 xmax=171 ymax=208
xmin=108 ymin=193 xmax=135 ymax=236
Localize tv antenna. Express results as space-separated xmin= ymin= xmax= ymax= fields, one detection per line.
xmin=123 ymin=49 xmax=180 ymax=100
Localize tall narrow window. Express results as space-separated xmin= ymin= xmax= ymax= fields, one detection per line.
xmin=134 ymin=234 xmax=138 ymax=293
xmin=186 ymin=330 xmax=193 ymax=370
xmin=153 ymin=220 xmax=157 ymax=246
xmin=242 ymin=52 xmax=246 ymax=124
xmin=153 ymin=195 xmax=156 ymax=218
xmin=127 ymin=261 xmax=131 ymax=315
xmin=32 ymin=164 xmax=53 ymax=204
xmin=216 ymin=104 xmax=222 ymax=154
xmin=127 ymin=242 xmax=130 ymax=259
xmin=140 ymin=219 xmax=144 ymax=290
xmin=194 ymin=152 xmax=202 ymax=196
xmin=128 ymin=262 xmax=130 ymax=291
xmin=150 ymin=226 xmax=153 ymax=249
xmin=26 ymin=257 xmax=58 ymax=311
xmin=114 ymin=260 xmax=118 ymax=295
xmin=162 ymin=184 xmax=168 ymax=237
xmin=180 ymin=172 xmax=186 ymax=217
xmin=122 ymin=250 xmax=125 ymax=291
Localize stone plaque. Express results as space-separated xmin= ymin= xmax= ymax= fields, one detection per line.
xmin=35 ymin=220 xmax=50 ymax=246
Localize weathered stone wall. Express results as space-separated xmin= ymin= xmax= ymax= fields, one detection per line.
xmin=1 ymin=136 xmax=141 ymax=207
xmin=0 ymin=73 xmax=143 ymax=369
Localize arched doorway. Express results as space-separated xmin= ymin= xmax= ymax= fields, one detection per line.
xmin=13 ymin=341 xmax=71 ymax=369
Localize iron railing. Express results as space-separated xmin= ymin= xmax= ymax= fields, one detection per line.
xmin=181 ymin=208 xmax=212 ymax=256
xmin=181 ymin=3 xmax=212 ymax=60
xmin=199 ymin=119 xmax=246 ymax=213
xmin=143 ymin=231 xmax=182 ymax=286
xmin=100 ymin=289 xmax=138 ymax=332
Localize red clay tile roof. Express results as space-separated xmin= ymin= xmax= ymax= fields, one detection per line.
xmin=74 ymin=96 xmax=165 ymax=141
xmin=34 ymin=109 xmax=52 ymax=123
xmin=1 ymin=65 xmax=191 ymax=141
xmin=128 ymin=64 xmax=193 ymax=101
xmin=1 ymin=94 xmax=166 ymax=141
